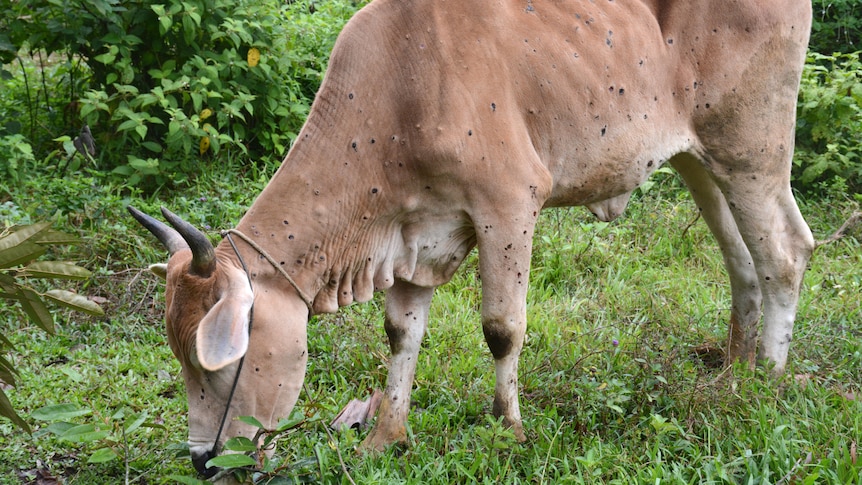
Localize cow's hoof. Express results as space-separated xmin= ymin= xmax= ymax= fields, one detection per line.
xmin=359 ymin=426 xmax=407 ymax=453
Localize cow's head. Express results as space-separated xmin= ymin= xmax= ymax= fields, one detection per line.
xmin=128 ymin=207 xmax=308 ymax=479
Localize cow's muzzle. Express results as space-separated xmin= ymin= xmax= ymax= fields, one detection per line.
xmin=191 ymin=448 xmax=220 ymax=479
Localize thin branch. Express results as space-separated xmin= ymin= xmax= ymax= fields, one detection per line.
xmin=815 ymin=210 xmax=862 ymax=249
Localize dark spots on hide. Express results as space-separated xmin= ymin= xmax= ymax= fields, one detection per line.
xmin=371 ymin=187 xmax=379 ymax=194
xmin=425 ymin=185 xmax=432 ymax=190
xmin=351 ymin=141 xmax=358 ymax=152
xmin=618 ymin=88 xmax=625 ymax=95
xmin=647 ymin=160 xmax=654 ymax=167
xmin=609 ymin=85 xmax=614 ymax=92
xmin=288 ymin=234 xmax=294 ymax=240
xmin=468 ymin=129 xmax=473 ymax=136
xmin=348 ymin=93 xmax=354 ymax=100
xmin=601 ymin=126 xmax=607 ymax=136
xmin=765 ymin=276 xmax=771 ymax=281
xmin=255 ymin=367 xmax=260 ymax=373
xmin=491 ymin=102 xmax=497 ymax=112
xmin=705 ymin=103 xmax=710 ymax=109
xmin=639 ymin=59 xmax=644 ymax=66
xmin=667 ymin=38 xmax=674 ymax=45
xmin=283 ymin=220 xmax=289 ymax=225
xmin=280 ymin=261 xmax=285 ymax=266
xmin=370 ymin=138 xmax=376 ymax=144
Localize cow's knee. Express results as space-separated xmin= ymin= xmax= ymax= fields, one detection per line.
xmin=482 ymin=315 xmax=523 ymax=360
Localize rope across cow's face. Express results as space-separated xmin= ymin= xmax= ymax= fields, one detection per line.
xmin=128 ymin=207 xmax=310 ymax=479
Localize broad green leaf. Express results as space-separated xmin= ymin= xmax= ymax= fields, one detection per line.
xmin=0 ymin=241 xmax=47 ymax=269
xmin=0 ymin=355 xmax=17 ymax=384
xmin=0 ymin=389 xmax=30 ymax=432
xmin=33 ymin=229 xmax=79 ymax=245
xmin=0 ymin=332 xmax=14 ymax=350
xmin=124 ymin=412 xmax=149 ymax=434
xmin=0 ymin=273 xmax=15 ymax=292
xmin=60 ymin=423 xmax=110 ymax=443
xmin=17 ymin=288 xmax=54 ymax=333
xmin=31 ymin=403 xmax=92 ymax=421
xmin=0 ymin=222 xmax=51 ymax=252
xmin=236 ymin=415 xmax=264 ymax=429
xmin=24 ymin=261 xmax=92 ymax=280
xmin=35 ymin=422 xmax=76 ymax=439
xmin=224 ymin=436 xmax=257 ymax=452
xmin=44 ymin=290 xmax=105 ymax=316
xmin=88 ymin=447 xmax=118 ymax=463
xmin=205 ymin=453 xmax=256 ymax=469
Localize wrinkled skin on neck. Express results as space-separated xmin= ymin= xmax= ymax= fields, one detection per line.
xmin=160 ymin=249 xmax=308 ymax=477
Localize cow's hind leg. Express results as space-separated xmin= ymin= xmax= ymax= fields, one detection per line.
xmin=361 ymin=281 xmax=434 ymax=451
xmin=671 ymin=154 xmax=762 ymax=366
xmin=717 ymin=175 xmax=813 ymax=374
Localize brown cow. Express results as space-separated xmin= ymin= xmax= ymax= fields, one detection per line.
xmin=130 ymin=0 xmax=814 ymax=478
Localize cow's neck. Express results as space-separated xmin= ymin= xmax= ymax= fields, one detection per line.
xmin=229 ymin=111 xmax=414 ymax=314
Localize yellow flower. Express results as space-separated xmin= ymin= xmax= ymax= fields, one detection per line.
xmin=200 ymin=108 xmax=213 ymax=121
xmin=247 ymin=47 xmax=260 ymax=67
xmin=200 ymin=136 xmax=210 ymax=155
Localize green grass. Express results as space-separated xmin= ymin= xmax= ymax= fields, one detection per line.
xmin=0 ymin=169 xmax=860 ymax=484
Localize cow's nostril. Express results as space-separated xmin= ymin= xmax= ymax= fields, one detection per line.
xmin=191 ymin=448 xmax=220 ymax=479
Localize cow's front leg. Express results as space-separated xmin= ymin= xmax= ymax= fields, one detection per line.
xmin=361 ymin=281 xmax=434 ymax=451
xmin=477 ymin=221 xmax=536 ymax=442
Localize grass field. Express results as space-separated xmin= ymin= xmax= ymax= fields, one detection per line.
xmin=0 ymin=168 xmax=860 ymax=484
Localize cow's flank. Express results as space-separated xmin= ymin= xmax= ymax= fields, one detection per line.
xmin=130 ymin=0 xmax=814 ymax=479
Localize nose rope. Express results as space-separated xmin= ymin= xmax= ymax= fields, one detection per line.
xmin=209 ymin=231 xmax=255 ymax=462
xmin=205 ymin=229 xmax=314 ymax=471
xmin=220 ymin=228 xmax=315 ymax=310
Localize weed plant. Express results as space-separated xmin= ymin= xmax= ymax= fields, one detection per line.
xmin=0 ymin=166 xmax=859 ymax=483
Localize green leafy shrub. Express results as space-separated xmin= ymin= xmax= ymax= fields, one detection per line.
xmin=0 ymin=223 xmax=103 ymax=431
xmin=810 ymin=0 xmax=862 ymax=55
xmin=0 ymin=134 xmax=36 ymax=185
xmin=794 ymin=52 xmax=862 ymax=196
xmin=4 ymin=0 xmax=362 ymax=190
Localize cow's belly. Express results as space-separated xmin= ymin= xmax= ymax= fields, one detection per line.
xmin=542 ymin=126 xmax=695 ymax=209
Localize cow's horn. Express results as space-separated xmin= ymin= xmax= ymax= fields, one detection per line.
xmin=127 ymin=206 xmax=188 ymax=254
xmin=159 ymin=207 xmax=217 ymax=278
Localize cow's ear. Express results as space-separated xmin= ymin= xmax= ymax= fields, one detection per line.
xmin=196 ymin=278 xmax=254 ymax=371
xmin=149 ymin=263 xmax=168 ymax=280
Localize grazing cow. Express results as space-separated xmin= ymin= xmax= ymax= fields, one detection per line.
xmin=129 ymin=0 xmax=814 ymax=478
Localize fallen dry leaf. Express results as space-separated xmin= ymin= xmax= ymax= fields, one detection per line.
xmin=330 ymin=389 xmax=383 ymax=432
xmin=851 ymin=441 xmax=857 ymax=465
xmin=794 ymin=373 xmax=813 ymax=389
